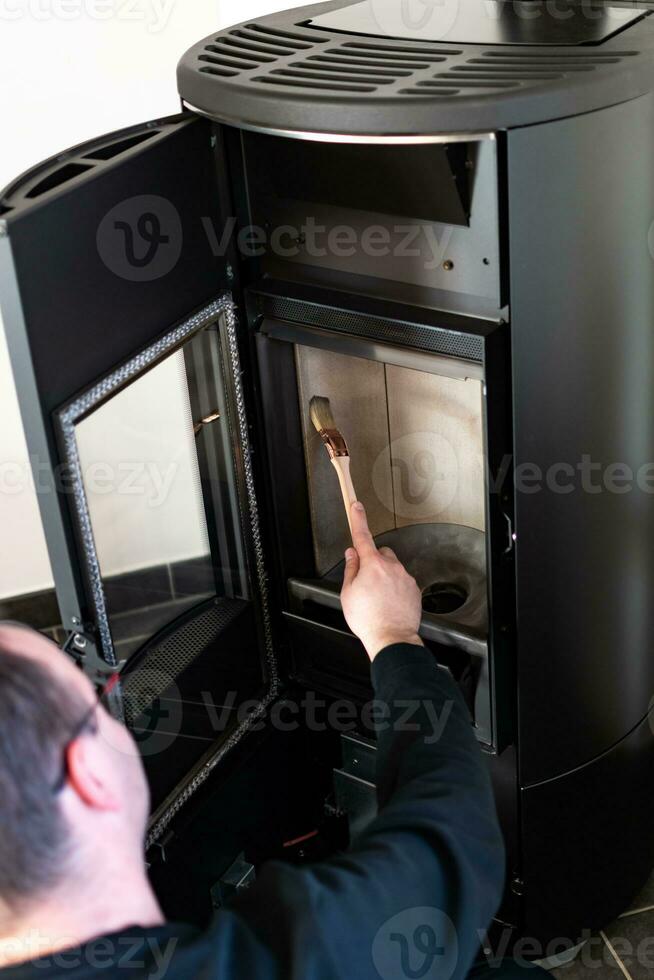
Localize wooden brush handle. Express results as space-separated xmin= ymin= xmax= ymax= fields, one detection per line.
xmin=330 ymin=456 xmax=358 ymax=535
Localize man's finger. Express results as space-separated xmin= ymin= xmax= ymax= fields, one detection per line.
xmin=349 ymin=501 xmax=377 ymax=559
xmin=342 ymin=547 xmax=360 ymax=589
xmin=379 ymin=546 xmax=398 ymax=562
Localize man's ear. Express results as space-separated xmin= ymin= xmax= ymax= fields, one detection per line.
xmin=65 ymin=737 xmax=121 ymax=811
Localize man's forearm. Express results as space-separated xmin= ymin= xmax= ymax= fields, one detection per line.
xmin=370 ymin=642 xmax=494 ymax=811
xmin=359 ymin=642 xmax=506 ymax=964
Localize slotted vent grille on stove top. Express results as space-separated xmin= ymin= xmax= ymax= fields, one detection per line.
xmin=198 ymin=22 xmax=328 ymax=77
xmin=196 ymin=23 xmax=639 ymax=97
xmin=398 ymin=48 xmax=639 ymax=96
xmin=251 ymin=39 xmax=463 ymax=92
xmin=196 ymin=24 xmax=464 ymax=92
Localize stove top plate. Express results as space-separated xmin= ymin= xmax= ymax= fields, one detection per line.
xmin=307 ymin=0 xmax=645 ymax=47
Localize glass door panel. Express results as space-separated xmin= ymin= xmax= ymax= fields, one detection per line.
xmin=60 ymin=307 xmax=247 ymax=664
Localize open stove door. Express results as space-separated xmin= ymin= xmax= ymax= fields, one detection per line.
xmin=0 ymin=115 xmax=276 ymax=824
xmin=0 ymin=115 xmax=276 ymax=823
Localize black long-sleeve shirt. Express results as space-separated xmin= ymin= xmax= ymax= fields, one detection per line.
xmin=1 ymin=643 xmax=510 ymax=980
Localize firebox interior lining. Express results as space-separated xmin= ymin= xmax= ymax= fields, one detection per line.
xmin=295 ymin=343 xmax=486 ymax=576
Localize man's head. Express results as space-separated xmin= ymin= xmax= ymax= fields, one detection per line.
xmin=0 ymin=624 xmax=149 ymax=913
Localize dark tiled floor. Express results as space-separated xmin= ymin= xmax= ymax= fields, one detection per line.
xmin=604 ymin=911 xmax=654 ymax=980
xmin=2 ymin=558 xmax=217 ymax=659
xmin=625 ymin=872 xmax=654 ymax=913
xmin=0 ymin=588 xmax=61 ymax=632
xmin=551 ymin=872 xmax=654 ymax=979
xmin=549 ymin=935 xmax=627 ymax=977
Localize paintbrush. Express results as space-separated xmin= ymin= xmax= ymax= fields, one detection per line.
xmin=309 ymin=396 xmax=358 ymax=534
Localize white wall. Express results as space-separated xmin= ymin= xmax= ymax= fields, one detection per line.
xmin=75 ymin=350 xmax=212 ymax=576
xmin=0 ymin=0 xmax=306 ymax=600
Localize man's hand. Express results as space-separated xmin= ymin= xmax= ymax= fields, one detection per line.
xmin=340 ymin=501 xmax=424 ymax=661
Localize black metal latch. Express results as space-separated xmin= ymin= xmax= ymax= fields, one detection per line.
xmin=62 ymin=627 xmax=119 ymax=686
xmin=503 ymin=513 xmax=516 ymax=554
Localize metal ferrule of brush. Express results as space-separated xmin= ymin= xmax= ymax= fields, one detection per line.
xmin=318 ymin=428 xmax=349 ymax=458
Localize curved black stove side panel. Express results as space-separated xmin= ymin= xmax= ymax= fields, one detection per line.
xmin=508 ymin=93 xmax=654 ymax=785
xmin=520 ymin=709 xmax=654 ymax=945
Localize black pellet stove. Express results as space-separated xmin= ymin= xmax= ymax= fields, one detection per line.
xmin=2 ymin=0 xmax=654 ymax=954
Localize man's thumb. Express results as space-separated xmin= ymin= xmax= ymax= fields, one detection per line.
xmin=342 ymin=548 xmax=360 ymax=589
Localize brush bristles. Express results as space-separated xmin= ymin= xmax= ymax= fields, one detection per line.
xmin=309 ymin=396 xmax=335 ymax=433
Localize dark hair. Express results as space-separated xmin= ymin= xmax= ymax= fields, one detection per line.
xmin=0 ymin=631 xmax=87 ymax=907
